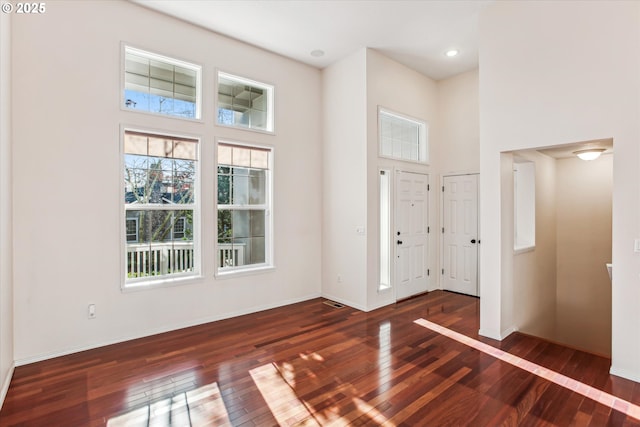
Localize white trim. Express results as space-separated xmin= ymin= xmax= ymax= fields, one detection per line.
xmin=14 ymin=293 xmax=320 ymax=367
xmin=609 ymin=366 xmax=640 ymax=383
xmin=479 ymin=322 xmax=518 ymax=341
xmin=0 ymin=363 xmax=14 ymax=410
xmin=121 ymin=43 xmax=203 ymax=122
xmin=215 ymin=265 xmax=276 ymax=280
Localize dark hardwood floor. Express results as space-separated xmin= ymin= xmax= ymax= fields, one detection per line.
xmin=1 ymin=290 xmax=639 ymax=426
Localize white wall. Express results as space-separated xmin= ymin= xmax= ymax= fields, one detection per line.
xmin=11 ymin=0 xmax=322 ymax=363
xmin=436 ymin=69 xmax=480 ymax=175
xmin=512 ymin=151 xmax=557 ymax=342
xmin=479 ymin=1 xmax=640 ymax=380
xmin=365 ymin=49 xmax=439 ymax=309
xmin=321 ymin=49 xmax=368 ymax=310
xmin=0 ymin=9 xmax=15 ymax=404
xmin=556 ymin=154 xmax=612 ymax=356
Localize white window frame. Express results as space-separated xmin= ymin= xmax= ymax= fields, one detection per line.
xmin=378 ymin=107 xmax=428 ymax=164
xmin=122 ymin=45 xmax=203 ymax=121
xmin=379 ymin=169 xmax=392 ymax=291
xmin=216 ymin=71 xmax=275 ymax=134
xmin=121 ymin=128 xmax=201 ymax=290
xmin=215 ymin=140 xmax=274 ymax=277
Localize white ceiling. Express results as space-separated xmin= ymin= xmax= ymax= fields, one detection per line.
xmin=132 ymin=0 xmax=493 ymax=81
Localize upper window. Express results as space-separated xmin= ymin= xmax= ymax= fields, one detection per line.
xmin=123 ymin=130 xmax=200 ymax=287
xmin=123 ymin=46 xmax=202 ymax=120
xmin=217 ymin=142 xmax=273 ymax=273
xmin=217 ymin=72 xmax=274 ymax=133
xmin=379 ymin=108 xmax=428 ymax=163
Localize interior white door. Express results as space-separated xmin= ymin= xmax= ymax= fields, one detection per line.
xmin=395 ymin=171 xmax=429 ymax=300
xmin=442 ymin=174 xmax=479 ymax=296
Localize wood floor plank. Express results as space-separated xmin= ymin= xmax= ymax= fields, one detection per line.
xmin=1 ymin=291 xmax=639 ymax=426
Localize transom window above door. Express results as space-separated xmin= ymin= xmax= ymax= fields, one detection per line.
xmin=378 ymin=108 xmax=428 ymax=164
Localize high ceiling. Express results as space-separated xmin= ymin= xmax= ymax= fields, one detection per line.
xmin=132 ymin=0 xmax=493 ymax=81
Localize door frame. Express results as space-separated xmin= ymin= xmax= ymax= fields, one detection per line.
xmin=439 ymin=172 xmax=481 ymax=296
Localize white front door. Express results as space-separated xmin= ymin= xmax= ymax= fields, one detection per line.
xmin=442 ymin=174 xmax=479 ymax=296
xmin=395 ymin=171 xmax=429 ymax=300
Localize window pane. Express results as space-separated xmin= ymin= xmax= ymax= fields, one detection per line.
xmin=226 ymin=167 xmax=266 ymax=206
xmin=218 ymin=167 xmax=231 ymax=204
xmin=125 ymin=210 xmax=194 ymax=279
xmin=124 ymin=47 xmax=200 ymax=119
xmin=217 ymin=72 xmax=273 ymax=132
xmin=217 ymin=209 xmax=265 ymax=267
xmin=379 ymin=109 xmax=428 ymax=163
xmin=124 ymin=132 xmax=197 ymax=206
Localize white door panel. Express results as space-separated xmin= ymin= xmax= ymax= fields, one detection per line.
xmin=442 ymin=174 xmax=479 ymax=296
xmin=396 ymin=172 xmax=430 ymax=300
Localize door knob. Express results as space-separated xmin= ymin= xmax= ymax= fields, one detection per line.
xmin=397 ymin=240 xmax=403 ymax=245
xmin=471 ymin=239 xmax=477 ymax=244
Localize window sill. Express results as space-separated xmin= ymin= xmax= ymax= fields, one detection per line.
xmin=215 ymin=122 xmax=275 ymax=136
xmin=514 ymin=245 xmax=535 ymax=255
xmin=120 ymin=103 xmax=203 ymax=123
xmin=122 ymin=274 xmax=203 ymax=293
xmin=215 ymin=265 xmax=275 ymax=280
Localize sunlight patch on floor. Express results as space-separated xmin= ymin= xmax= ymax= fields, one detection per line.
xmin=107 ymin=382 xmax=231 ymax=427
xmin=414 ymin=318 xmax=640 ymax=422
xmin=249 ymin=363 xmax=320 ymax=426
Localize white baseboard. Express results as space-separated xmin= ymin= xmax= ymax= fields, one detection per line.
xmin=609 ymin=365 xmax=640 ymax=383
xmin=0 ymin=362 xmax=14 ymax=410
xmin=500 ymin=326 xmax=518 ymax=340
xmin=478 ymin=326 xmax=517 ymax=341
xmin=15 ymin=293 xmax=321 ymax=367
xmin=478 ymin=328 xmax=502 ymax=341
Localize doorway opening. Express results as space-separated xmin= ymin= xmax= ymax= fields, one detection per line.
xmin=507 ymin=139 xmax=613 ymax=356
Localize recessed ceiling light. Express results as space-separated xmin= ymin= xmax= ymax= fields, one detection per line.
xmin=310 ymin=49 xmax=325 ymax=58
xmin=445 ymin=49 xmax=459 ymax=57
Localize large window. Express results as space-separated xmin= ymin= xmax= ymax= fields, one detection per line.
xmin=123 ymin=130 xmax=199 ymax=286
xmin=124 ymin=46 xmax=201 ymax=119
xmin=217 ymin=72 xmax=274 ymax=133
xmin=379 ymin=108 xmax=428 ymax=163
xmin=217 ymin=142 xmax=272 ymax=272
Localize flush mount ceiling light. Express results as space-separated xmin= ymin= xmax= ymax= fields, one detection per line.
xmin=445 ymin=49 xmax=459 ymax=57
xmin=310 ymin=49 xmax=325 ymax=58
xmin=574 ymin=148 xmax=606 ymax=161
